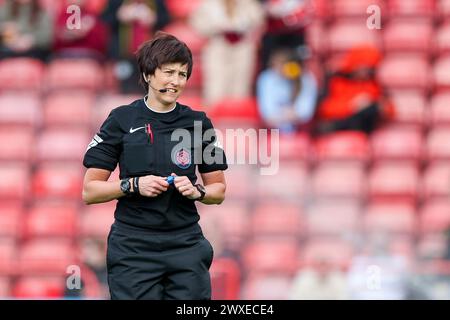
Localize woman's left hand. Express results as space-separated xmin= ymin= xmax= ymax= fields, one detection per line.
xmin=171 ymin=173 xmax=201 ymax=200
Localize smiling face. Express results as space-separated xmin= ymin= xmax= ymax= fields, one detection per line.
xmin=146 ymin=62 xmax=188 ymax=110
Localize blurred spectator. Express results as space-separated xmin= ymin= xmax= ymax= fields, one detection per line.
xmin=346 ymin=233 xmax=413 ymax=300
xmin=0 ymin=0 xmax=53 ymax=61
xmin=65 ymin=237 xmax=109 ymax=299
xmin=256 ymin=45 xmax=317 ymax=133
xmin=258 ymin=0 xmax=312 ymax=71
xmin=102 ymin=0 xmax=170 ymax=59
xmin=289 ymin=257 xmax=348 ymax=300
xmin=190 ymin=0 xmax=264 ymax=105
xmin=53 ymin=0 xmax=109 ymax=60
xmin=101 ymin=0 xmax=170 ymax=92
xmin=445 ymin=227 xmax=450 ymax=261
xmin=313 ymin=45 xmax=395 ymax=135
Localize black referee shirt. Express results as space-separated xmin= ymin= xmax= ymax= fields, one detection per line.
xmin=83 ymin=98 xmax=228 ymax=231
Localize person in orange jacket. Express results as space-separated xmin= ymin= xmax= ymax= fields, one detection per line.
xmin=314 ymin=45 xmax=395 ymax=135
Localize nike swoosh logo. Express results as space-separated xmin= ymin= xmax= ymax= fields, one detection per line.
xmin=129 ymin=126 xmax=145 ymax=133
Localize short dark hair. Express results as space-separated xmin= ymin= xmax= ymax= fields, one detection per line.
xmin=136 ymin=31 xmax=193 ymax=91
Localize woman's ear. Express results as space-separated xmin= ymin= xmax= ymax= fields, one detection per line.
xmin=143 ymin=73 xmax=148 ymax=83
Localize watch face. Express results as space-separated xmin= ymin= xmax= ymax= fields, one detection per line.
xmin=121 ymin=179 xmax=131 ymax=193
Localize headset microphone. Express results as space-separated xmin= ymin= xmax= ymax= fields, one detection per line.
xmin=143 ymin=73 xmax=168 ymax=93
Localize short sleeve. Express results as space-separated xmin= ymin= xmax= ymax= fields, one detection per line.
xmin=83 ymin=111 xmax=122 ymax=171
xmin=198 ymin=116 xmax=228 ymax=173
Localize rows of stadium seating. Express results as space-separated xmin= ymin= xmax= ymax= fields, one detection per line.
xmin=1 ymin=0 xmax=450 ymax=299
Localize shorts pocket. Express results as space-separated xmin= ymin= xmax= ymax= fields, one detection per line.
xmin=202 ymin=237 xmax=214 ymax=269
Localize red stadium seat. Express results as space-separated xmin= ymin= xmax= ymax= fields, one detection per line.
xmin=426 ymin=127 xmax=450 ymax=161
xmin=241 ymin=275 xmax=292 ymax=300
xmin=300 ymin=238 xmax=354 ymax=269
xmin=242 ymin=238 xmax=299 ymax=275
xmin=313 ymin=131 xmax=370 ymax=163
xmin=433 ymin=55 xmax=450 ymax=91
xmin=312 ymin=0 xmax=330 ymax=21
xmin=0 ymin=58 xmax=44 ymax=91
xmin=371 ymin=125 xmax=424 ymax=162
xmin=250 ymin=202 xmax=304 ymax=238
xmin=369 ymin=162 xmax=420 ymax=203
xmin=419 ymin=198 xmax=450 ymax=234
xmin=306 ymin=22 xmax=327 ymax=56
xmin=0 ymin=163 xmax=29 ymax=201
xmin=387 ymin=0 xmax=436 ymax=18
xmin=383 ymin=19 xmax=433 ymax=53
xmin=0 ymin=127 xmax=34 ymax=162
xmin=256 ymin=163 xmax=310 ymax=201
xmin=22 ymin=202 xmax=78 ymax=240
xmin=363 ymin=201 xmax=417 ymax=235
xmin=216 ymin=165 xmax=253 ymax=200
xmin=278 ymin=132 xmax=311 ymax=163
xmin=184 ymin=55 xmax=203 ymax=91
xmin=80 ymin=203 xmax=115 ymax=239
xmin=163 ymin=21 xmax=206 ymax=55
xmin=331 ymin=0 xmax=386 ymax=19
xmin=378 ymin=54 xmax=431 ymax=92
xmin=45 ymin=59 xmax=104 ymax=92
xmin=35 ymin=128 xmax=90 ymax=162
xmin=438 ymin=0 xmax=450 ymax=19
xmin=199 ymin=202 xmax=249 ymax=240
xmin=166 ymin=0 xmax=202 ymax=20
xmin=306 ymin=200 xmax=361 ymax=236
xmin=422 ymin=162 xmax=450 ymax=199
xmin=312 ymin=162 xmax=366 ymax=200
xmin=209 ymin=97 xmax=260 ymax=123
xmin=0 ymin=204 xmax=21 ymax=239
xmin=0 ymin=94 xmax=41 ymax=128
xmin=93 ymin=94 xmax=141 ymax=128
xmin=18 ymin=239 xmax=78 ymax=275
xmin=434 ymin=23 xmax=450 ymax=56
xmin=43 ymin=91 xmax=94 ymax=128
xmin=177 ymin=94 xmax=204 ymax=111
xmin=0 ymin=239 xmax=16 ymax=275
xmin=210 ymin=258 xmax=240 ymax=300
xmin=429 ymin=92 xmax=450 ymax=126
xmin=327 ymin=20 xmax=381 ymax=54
xmin=0 ymin=277 xmax=11 ymax=297
xmin=32 ymin=163 xmax=83 ymax=200
xmin=390 ymin=91 xmax=427 ymax=126
xmin=419 ymin=200 xmax=450 ymax=234
xmin=12 ymin=276 xmax=65 ymax=298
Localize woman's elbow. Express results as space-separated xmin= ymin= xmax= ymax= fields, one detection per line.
xmin=216 ymin=184 xmax=226 ymax=204
xmin=82 ymin=188 xmax=94 ymax=205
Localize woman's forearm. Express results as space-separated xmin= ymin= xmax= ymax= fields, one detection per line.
xmin=200 ymin=182 xmax=226 ymax=205
xmin=82 ymin=179 xmax=126 ymax=205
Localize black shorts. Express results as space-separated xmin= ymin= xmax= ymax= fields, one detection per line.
xmin=106 ymin=220 xmax=214 ymax=300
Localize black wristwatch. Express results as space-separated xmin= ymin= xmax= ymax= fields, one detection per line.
xmin=194 ymin=184 xmax=206 ymax=201
xmin=120 ymin=178 xmax=132 ymax=196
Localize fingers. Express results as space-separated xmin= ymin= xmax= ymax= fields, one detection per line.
xmin=139 ymin=175 xmax=169 ymax=197
xmin=135 ymin=174 xmax=196 ymax=199
xmin=172 ymin=174 xmax=197 ymax=198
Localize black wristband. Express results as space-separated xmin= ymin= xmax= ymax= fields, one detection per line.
xmin=133 ymin=177 xmax=140 ymax=195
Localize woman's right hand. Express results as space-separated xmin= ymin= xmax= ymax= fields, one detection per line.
xmin=137 ymin=175 xmax=169 ymax=197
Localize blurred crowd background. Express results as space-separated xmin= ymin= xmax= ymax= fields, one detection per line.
xmin=1 ymin=0 xmax=450 ymax=299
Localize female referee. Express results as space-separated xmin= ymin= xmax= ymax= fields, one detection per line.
xmin=82 ymin=32 xmax=228 ymax=300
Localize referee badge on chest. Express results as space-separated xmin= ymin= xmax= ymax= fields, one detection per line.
xmin=172 ymin=148 xmax=192 ymax=169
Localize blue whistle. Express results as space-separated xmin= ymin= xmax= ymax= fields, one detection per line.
xmin=167 ymin=176 xmax=175 ymax=185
